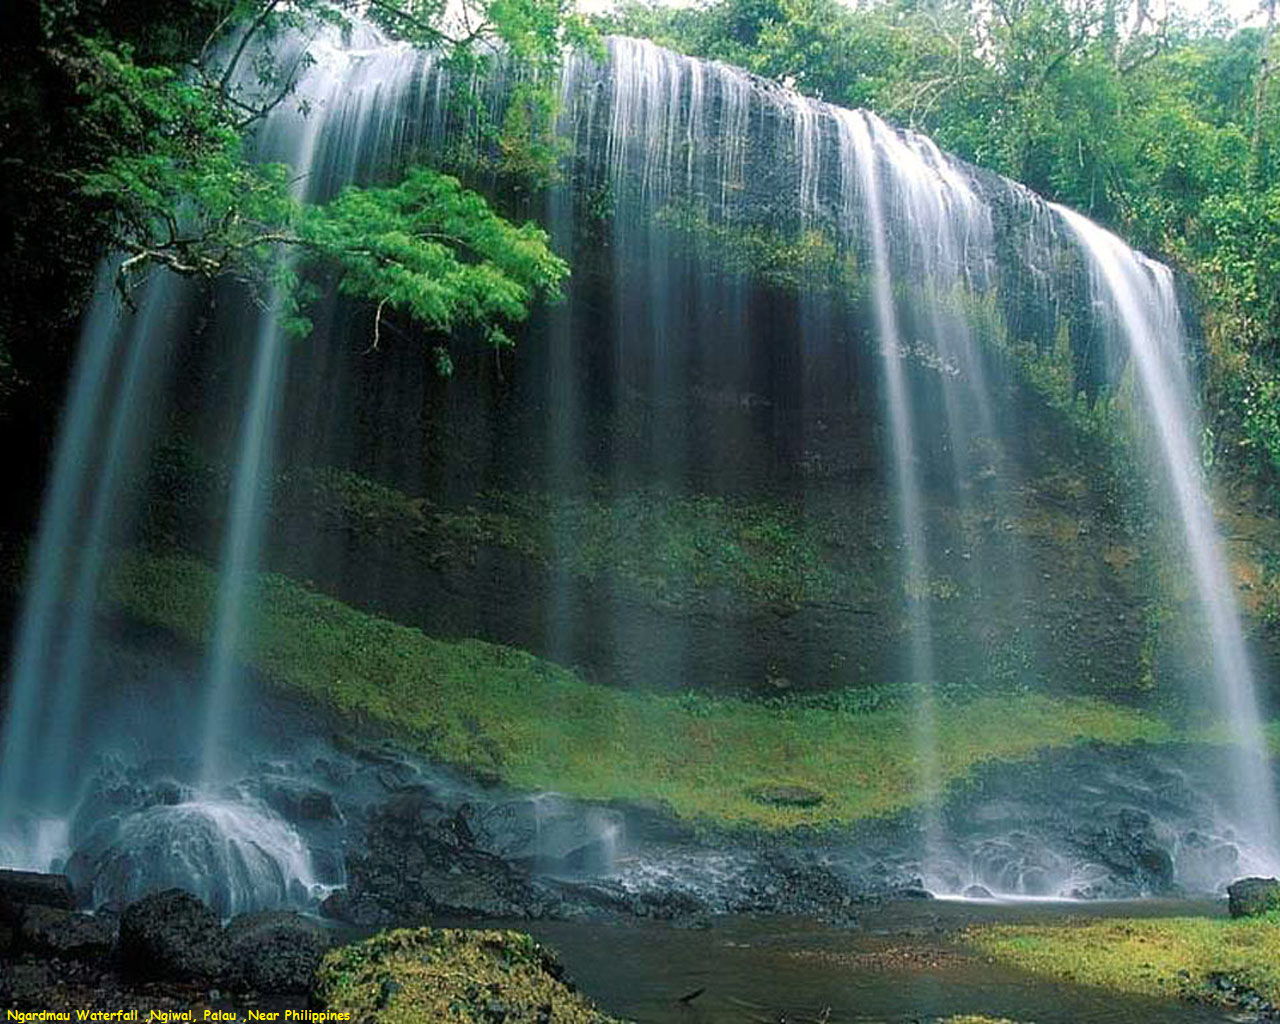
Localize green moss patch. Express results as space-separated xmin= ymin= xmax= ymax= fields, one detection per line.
xmin=313 ymin=928 xmax=623 ymax=1023
xmin=110 ymin=550 xmax=1177 ymax=827
xmin=965 ymin=915 xmax=1280 ymax=1012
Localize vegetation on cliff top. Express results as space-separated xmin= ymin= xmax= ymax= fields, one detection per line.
xmin=109 ymin=549 xmax=1181 ymax=827
xmin=2 ymin=0 xmax=584 ymax=422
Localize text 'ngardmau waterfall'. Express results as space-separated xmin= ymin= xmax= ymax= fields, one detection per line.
xmin=0 ymin=25 xmax=1275 ymax=911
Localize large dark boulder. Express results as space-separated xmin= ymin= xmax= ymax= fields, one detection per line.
xmin=118 ymin=889 xmax=227 ymax=982
xmin=476 ymin=795 xmax=623 ymax=873
xmin=250 ymin=776 xmax=342 ymax=824
xmin=18 ymin=905 xmax=116 ymax=958
xmin=337 ymin=788 xmax=555 ymax=923
xmin=1066 ymin=808 xmax=1174 ymax=893
xmin=0 ymin=869 xmax=73 ymax=922
xmin=225 ymin=911 xmax=331 ymax=993
xmin=1227 ymin=877 xmax=1280 ymax=918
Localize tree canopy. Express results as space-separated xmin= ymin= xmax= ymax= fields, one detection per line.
xmin=28 ymin=0 xmax=592 ymax=370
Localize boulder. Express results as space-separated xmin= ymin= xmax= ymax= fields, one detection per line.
xmin=0 ymin=869 xmax=73 ymax=921
xmin=747 ymin=784 xmax=825 ymax=809
xmin=1227 ymin=876 xmax=1280 ymax=918
xmin=118 ymin=889 xmax=228 ymax=982
xmin=253 ymin=777 xmax=342 ymax=824
xmin=19 ymin=905 xmax=116 ymax=958
xmin=1065 ymin=808 xmax=1174 ymax=894
xmin=311 ymin=928 xmax=621 ymax=1021
xmin=225 ymin=911 xmax=331 ymax=993
xmin=477 ymin=796 xmax=623 ymax=874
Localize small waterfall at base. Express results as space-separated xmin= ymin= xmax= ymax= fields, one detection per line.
xmin=70 ymin=795 xmax=321 ymax=918
xmin=1055 ymin=205 xmax=1280 ymax=870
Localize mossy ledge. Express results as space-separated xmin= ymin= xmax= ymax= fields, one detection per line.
xmin=312 ymin=928 xmax=623 ymax=1023
xmin=965 ymin=915 xmax=1280 ymax=1014
xmin=111 ymin=550 xmax=1182 ymax=828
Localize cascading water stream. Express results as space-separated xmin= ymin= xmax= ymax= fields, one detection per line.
xmin=0 ymin=266 xmax=130 ymax=838
xmin=0 ymin=266 xmax=187 ymax=853
xmin=200 ymin=36 xmax=422 ymax=787
xmin=836 ymin=108 xmax=944 ymax=867
xmin=0 ymin=27 xmax=427 ymax=906
xmin=43 ymin=283 xmax=174 ymax=792
xmin=1056 ymin=205 xmax=1280 ymax=867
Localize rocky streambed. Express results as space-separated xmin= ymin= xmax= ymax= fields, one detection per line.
xmin=3 ymin=625 xmax=1278 ymax=1020
xmin=2 ymin=866 xmax=1264 ymax=1024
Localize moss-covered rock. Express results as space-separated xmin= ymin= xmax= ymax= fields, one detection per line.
xmin=312 ymin=928 xmax=624 ymax=1023
xmin=105 ymin=549 xmax=1181 ymax=828
xmin=1227 ymin=876 xmax=1280 ymax=918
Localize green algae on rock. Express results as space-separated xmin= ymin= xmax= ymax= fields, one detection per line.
xmin=312 ymin=928 xmax=625 ymax=1023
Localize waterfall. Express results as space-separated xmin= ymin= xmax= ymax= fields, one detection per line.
xmin=2 ymin=23 xmax=1275 ymax=907
xmin=0 ymin=26 xmax=429 ymax=906
xmin=199 ymin=36 xmax=424 ymax=785
xmin=0 ymin=266 xmax=133 ymax=835
xmin=1055 ymin=206 xmax=1280 ymax=867
xmin=835 ymin=108 xmax=942 ymax=866
xmin=0 ymin=270 xmax=184 ymax=845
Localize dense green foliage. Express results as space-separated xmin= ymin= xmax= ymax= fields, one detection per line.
xmin=598 ymin=0 xmax=1280 ymax=489
xmin=7 ymin=0 xmax=584 ymax=390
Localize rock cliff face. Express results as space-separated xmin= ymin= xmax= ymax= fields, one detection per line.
xmin=138 ymin=34 xmax=1247 ymax=703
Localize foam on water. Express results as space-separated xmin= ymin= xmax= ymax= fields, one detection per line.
xmin=71 ymin=795 xmax=319 ymax=917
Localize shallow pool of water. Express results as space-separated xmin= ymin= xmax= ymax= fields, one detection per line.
xmin=461 ymin=899 xmax=1245 ymax=1023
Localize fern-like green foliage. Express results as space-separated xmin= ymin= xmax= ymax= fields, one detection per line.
xmin=42 ymin=0 xmax=580 ymax=370
xmin=301 ymin=168 xmax=567 ymax=346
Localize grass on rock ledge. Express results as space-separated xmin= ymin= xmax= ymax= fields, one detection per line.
xmin=111 ymin=550 xmax=1176 ymax=828
xmin=966 ymin=916 xmax=1280 ymax=1013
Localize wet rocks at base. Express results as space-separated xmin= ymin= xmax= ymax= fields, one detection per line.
xmin=0 ymin=870 xmax=328 ymax=1011
xmin=1227 ymin=876 xmax=1280 ymax=918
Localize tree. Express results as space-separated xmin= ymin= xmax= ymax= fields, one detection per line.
xmin=35 ymin=0 xmax=591 ymax=369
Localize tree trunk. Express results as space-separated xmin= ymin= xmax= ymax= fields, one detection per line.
xmin=1252 ymin=0 xmax=1278 ymax=186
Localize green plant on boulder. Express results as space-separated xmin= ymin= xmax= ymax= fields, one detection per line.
xmin=312 ymin=928 xmax=624 ymax=1023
